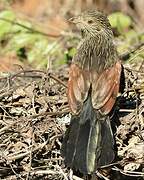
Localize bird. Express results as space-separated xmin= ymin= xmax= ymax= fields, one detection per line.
xmin=61 ymin=10 xmax=122 ymax=175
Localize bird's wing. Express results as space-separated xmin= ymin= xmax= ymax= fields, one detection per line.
xmin=68 ymin=61 xmax=122 ymax=115
xmin=92 ymin=61 xmax=122 ymax=114
xmin=68 ymin=64 xmax=91 ymax=114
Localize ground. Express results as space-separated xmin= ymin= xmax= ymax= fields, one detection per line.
xmin=0 ymin=0 xmax=144 ymax=179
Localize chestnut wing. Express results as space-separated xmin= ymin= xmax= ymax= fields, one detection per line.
xmin=92 ymin=61 xmax=122 ymax=114
xmin=68 ymin=64 xmax=91 ymax=114
xmin=68 ymin=61 xmax=122 ymax=115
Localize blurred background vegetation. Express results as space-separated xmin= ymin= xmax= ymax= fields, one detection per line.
xmin=0 ymin=0 xmax=143 ymax=71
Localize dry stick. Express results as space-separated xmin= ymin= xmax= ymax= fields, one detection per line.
xmin=127 ymin=46 xmax=144 ymax=63
xmin=0 ymin=141 xmax=48 ymax=164
xmin=119 ymin=109 xmax=135 ymax=113
xmin=0 ymin=121 xmax=17 ymax=135
xmin=0 ymin=104 xmax=13 ymax=118
xmin=7 ymin=69 xmax=45 ymax=80
xmin=27 ymin=169 xmax=84 ymax=180
xmin=100 ymin=161 xmax=121 ymax=169
xmin=0 ymin=89 xmax=14 ymax=100
xmin=125 ymin=66 xmax=144 ymax=74
xmin=26 ymin=127 xmax=34 ymax=180
xmin=0 ymin=17 xmax=61 ymax=38
xmin=35 ymin=158 xmax=63 ymax=163
xmin=30 ymin=109 xmax=69 ymax=119
xmin=30 ymin=169 xmax=70 ymax=180
xmin=96 ymin=170 xmax=110 ymax=180
xmin=8 ymin=162 xmax=24 ymax=180
xmin=56 ymin=166 xmax=69 ymax=180
xmin=73 ymin=175 xmax=84 ymax=180
xmin=0 ymin=70 xmax=67 ymax=88
xmin=112 ymin=166 xmax=144 ymax=177
xmin=120 ymin=41 xmax=144 ymax=61
xmin=31 ymin=169 xmax=61 ymax=175
xmin=0 ymin=119 xmax=8 ymax=125
xmin=49 ymin=73 xmax=67 ymax=88
xmin=68 ymin=169 xmax=73 ymax=180
xmin=4 ymin=170 xmax=62 ymax=179
xmin=0 ymin=109 xmax=69 ymax=135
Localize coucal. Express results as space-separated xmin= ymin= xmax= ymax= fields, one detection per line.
xmin=61 ymin=10 xmax=122 ymax=174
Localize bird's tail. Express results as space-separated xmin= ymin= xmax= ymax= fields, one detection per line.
xmin=61 ymin=94 xmax=115 ymax=174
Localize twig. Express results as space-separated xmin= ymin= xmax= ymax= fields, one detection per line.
xmin=125 ymin=66 xmax=144 ymax=74
xmin=30 ymin=109 xmax=69 ymax=118
xmin=127 ymin=46 xmax=144 ymax=62
xmin=0 ymin=104 xmax=13 ymax=118
xmin=30 ymin=169 xmax=63 ymax=175
xmin=100 ymin=161 xmax=121 ymax=169
xmin=0 ymin=89 xmax=14 ymax=100
xmin=0 ymin=121 xmax=17 ymax=135
xmin=0 ymin=141 xmax=48 ymax=163
xmin=69 ymin=169 xmax=73 ymax=180
xmin=8 ymin=162 xmax=24 ymax=180
xmin=73 ymin=175 xmax=84 ymax=180
xmin=56 ymin=165 xmax=69 ymax=180
xmin=49 ymin=73 xmax=67 ymax=88
xmin=120 ymin=41 xmax=144 ymax=61
xmin=112 ymin=166 xmax=144 ymax=177
xmin=28 ymin=169 xmax=84 ymax=180
xmin=26 ymin=127 xmax=34 ymax=180
xmin=0 ymin=69 xmax=67 ymax=88
xmin=119 ymin=109 xmax=135 ymax=113
xmin=96 ymin=170 xmax=110 ymax=180
xmin=0 ymin=17 xmax=61 ymax=38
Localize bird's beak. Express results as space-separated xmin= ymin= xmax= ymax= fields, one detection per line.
xmin=68 ymin=16 xmax=80 ymax=24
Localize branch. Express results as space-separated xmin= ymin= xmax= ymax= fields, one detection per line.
xmin=120 ymin=41 xmax=144 ymax=61
xmin=0 ymin=17 xmax=61 ymax=38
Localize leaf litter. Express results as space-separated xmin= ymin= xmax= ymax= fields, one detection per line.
xmin=0 ymin=63 xmax=144 ymax=180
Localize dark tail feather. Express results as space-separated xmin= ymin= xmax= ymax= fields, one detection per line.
xmin=61 ymin=95 xmax=115 ymax=174
xmin=98 ymin=118 xmax=115 ymax=166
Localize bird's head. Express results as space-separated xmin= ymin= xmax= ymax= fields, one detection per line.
xmin=69 ymin=10 xmax=112 ymax=38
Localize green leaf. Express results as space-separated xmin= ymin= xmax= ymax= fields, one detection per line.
xmin=54 ymin=58 xmax=66 ymax=67
xmin=0 ymin=10 xmax=15 ymax=20
xmin=108 ymin=12 xmax=132 ymax=33
xmin=27 ymin=38 xmax=48 ymax=63
xmin=0 ymin=10 xmax=15 ymax=37
xmin=13 ymin=33 xmax=37 ymax=46
xmin=69 ymin=48 xmax=76 ymax=57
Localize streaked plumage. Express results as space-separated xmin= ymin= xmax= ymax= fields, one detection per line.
xmin=61 ymin=10 xmax=122 ymax=174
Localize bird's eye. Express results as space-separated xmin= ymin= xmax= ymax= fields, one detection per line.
xmin=87 ymin=20 xmax=94 ymax=24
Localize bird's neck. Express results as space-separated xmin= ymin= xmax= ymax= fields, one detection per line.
xmin=73 ymin=31 xmax=118 ymax=73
